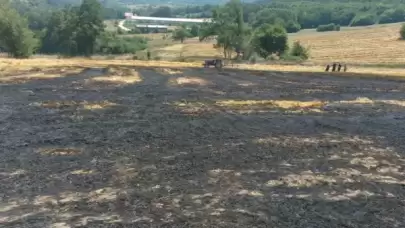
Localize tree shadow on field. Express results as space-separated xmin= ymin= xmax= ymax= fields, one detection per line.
xmin=1 ymin=65 xmax=405 ymax=228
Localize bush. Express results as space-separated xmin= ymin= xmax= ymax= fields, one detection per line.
xmin=316 ymin=23 xmax=340 ymax=32
xmin=400 ymin=24 xmax=405 ymax=40
xmin=289 ymin=41 xmax=309 ymax=60
xmin=95 ymin=32 xmax=148 ymax=55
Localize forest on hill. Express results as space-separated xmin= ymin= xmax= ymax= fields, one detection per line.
xmin=11 ymin=0 xmax=405 ymax=33
xmin=166 ymin=0 xmax=405 ymax=31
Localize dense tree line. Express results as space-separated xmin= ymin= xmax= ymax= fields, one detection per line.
xmin=0 ymin=0 xmax=148 ymax=58
xmin=167 ymin=0 xmax=405 ymax=32
xmin=11 ymin=0 xmax=127 ymax=32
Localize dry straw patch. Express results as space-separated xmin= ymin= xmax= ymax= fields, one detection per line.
xmin=216 ymin=99 xmax=326 ymax=113
xmin=169 ymin=76 xmax=211 ymax=86
xmin=325 ymin=97 xmax=405 ymax=112
xmin=216 ymin=99 xmax=326 ymax=109
xmin=156 ymin=68 xmax=184 ymax=75
xmin=0 ymin=58 xmax=202 ymax=72
xmin=31 ymin=100 xmax=118 ymax=110
xmin=89 ymin=67 xmax=142 ymax=84
xmin=90 ymin=74 xmax=142 ymax=84
xmin=0 ymin=67 xmax=84 ymax=83
xmin=36 ymin=147 xmax=82 ymax=156
xmin=2 ymin=57 xmax=405 ymax=78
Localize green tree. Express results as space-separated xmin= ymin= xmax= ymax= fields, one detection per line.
xmin=252 ymin=23 xmax=288 ymax=59
xmin=189 ymin=24 xmax=200 ymax=37
xmin=40 ymin=0 xmax=104 ymax=56
xmin=40 ymin=7 xmax=79 ymax=55
xmin=250 ymin=8 xmax=301 ymax=33
xmin=0 ymin=2 xmax=38 ymax=58
xmin=200 ymin=0 xmax=248 ymax=59
xmin=172 ymin=27 xmax=190 ymax=43
xmin=75 ymin=0 xmax=105 ymax=56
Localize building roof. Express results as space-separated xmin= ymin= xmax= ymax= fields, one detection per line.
xmin=124 ymin=13 xmax=211 ymax=23
xmin=135 ymin=24 xmax=169 ymax=28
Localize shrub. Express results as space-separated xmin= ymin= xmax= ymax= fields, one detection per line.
xmin=289 ymin=41 xmax=309 ymax=60
xmin=95 ymin=32 xmax=148 ymax=55
xmin=316 ymin=23 xmax=340 ymax=32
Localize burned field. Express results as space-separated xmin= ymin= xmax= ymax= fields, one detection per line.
xmin=1 ymin=66 xmax=405 ymax=227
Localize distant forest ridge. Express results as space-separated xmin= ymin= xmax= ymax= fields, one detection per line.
xmin=11 ymin=0 xmax=405 ymax=33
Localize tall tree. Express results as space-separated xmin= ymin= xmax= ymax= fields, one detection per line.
xmin=189 ymin=24 xmax=200 ymax=37
xmin=251 ymin=23 xmax=288 ymax=59
xmin=199 ymin=0 xmax=248 ymax=59
xmin=41 ymin=7 xmax=79 ymax=55
xmin=76 ymin=0 xmax=105 ymax=56
xmin=0 ymin=1 xmax=38 ymax=58
xmin=172 ymin=27 xmax=190 ymax=43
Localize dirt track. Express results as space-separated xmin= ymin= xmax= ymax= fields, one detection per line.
xmin=1 ymin=66 xmax=405 ymax=227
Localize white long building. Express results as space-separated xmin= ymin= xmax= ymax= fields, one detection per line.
xmin=124 ymin=12 xmax=211 ymax=23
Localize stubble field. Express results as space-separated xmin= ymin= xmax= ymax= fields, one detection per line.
xmin=146 ymin=23 xmax=405 ymax=65
xmin=1 ymin=58 xmax=405 ymax=227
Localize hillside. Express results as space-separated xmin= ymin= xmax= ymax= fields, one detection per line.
xmin=129 ymin=23 xmax=405 ymax=66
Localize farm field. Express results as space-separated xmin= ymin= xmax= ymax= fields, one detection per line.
xmin=143 ymin=23 xmax=405 ymax=65
xmin=1 ymin=58 xmax=405 ymax=227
